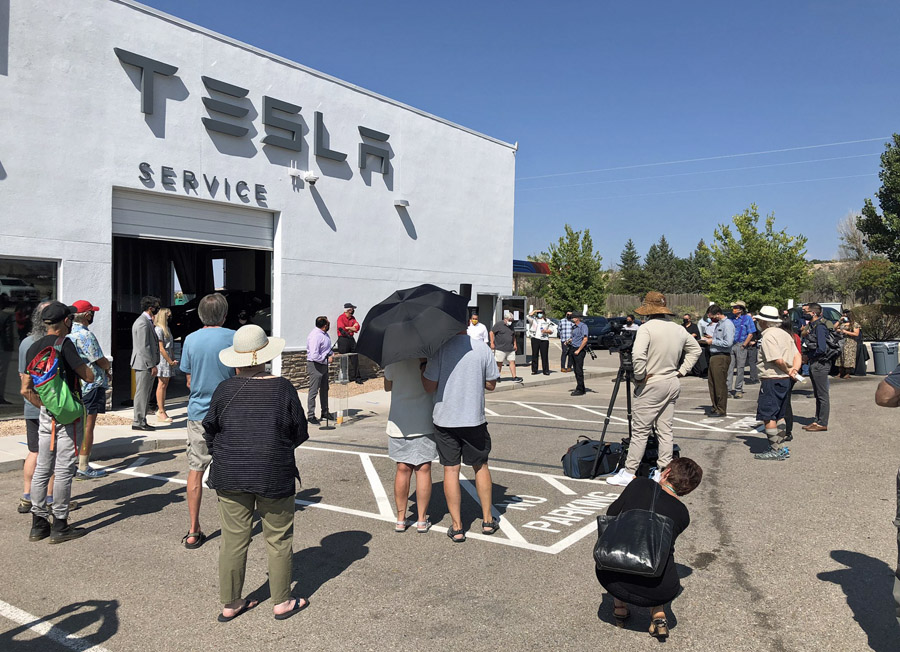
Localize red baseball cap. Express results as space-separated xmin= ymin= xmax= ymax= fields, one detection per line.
xmin=72 ymin=300 xmax=100 ymax=313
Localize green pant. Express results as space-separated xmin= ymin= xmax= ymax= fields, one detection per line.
xmin=216 ymin=490 xmax=295 ymax=604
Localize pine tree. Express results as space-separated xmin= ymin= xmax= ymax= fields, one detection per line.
xmin=615 ymin=239 xmax=646 ymax=295
xmin=643 ymin=235 xmax=678 ymax=293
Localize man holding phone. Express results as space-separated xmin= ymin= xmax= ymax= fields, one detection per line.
xmin=336 ymin=302 xmax=363 ymax=384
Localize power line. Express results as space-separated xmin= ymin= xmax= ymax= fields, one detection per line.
xmin=519 ymin=173 xmax=873 ymax=206
xmin=516 ymin=137 xmax=890 ymax=181
xmin=516 ymin=153 xmax=879 ymax=192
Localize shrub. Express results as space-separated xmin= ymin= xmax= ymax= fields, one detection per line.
xmin=854 ymin=304 xmax=900 ymax=341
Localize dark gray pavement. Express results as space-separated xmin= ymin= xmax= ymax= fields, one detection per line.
xmin=0 ymin=373 xmax=897 ymax=651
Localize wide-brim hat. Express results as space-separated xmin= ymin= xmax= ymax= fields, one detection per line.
xmin=219 ymin=324 xmax=285 ymax=368
xmin=634 ymin=291 xmax=674 ymax=316
xmin=754 ymin=305 xmax=782 ymax=323
xmin=730 ymin=300 xmax=747 ymax=309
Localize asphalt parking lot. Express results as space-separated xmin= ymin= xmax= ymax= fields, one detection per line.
xmin=0 ymin=372 xmax=897 ymax=651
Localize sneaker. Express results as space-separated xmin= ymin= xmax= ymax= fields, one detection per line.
xmin=606 ymin=469 xmax=635 ymax=486
xmin=75 ymin=467 xmax=108 ymax=480
xmin=307 ymin=416 xmax=320 ymax=425
xmin=733 ymin=392 xmax=743 ymax=399
xmin=17 ymin=498 xmax=32 ymax=514
xmin=783 ymin=432 xmax=793 ymax=442
xmin=754 ymin=447 xmax=788 ymax=461
xmin=649 ymin=468 xmax=661 ymax=483
xmin=513 ymin=377 xmax=523 ymax=383
xmin=29 ymin=515 xmax=51 ymax=542
xmin=49 ymin=518 xmax=87 ymax=544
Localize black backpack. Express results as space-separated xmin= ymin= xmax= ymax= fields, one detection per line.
xmin=805 ymin=323 xmax=841 ymax=361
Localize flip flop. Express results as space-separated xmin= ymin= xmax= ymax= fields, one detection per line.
xmin=274 ymin=597 xmax=309 ymax=621
xmin=182 ymin=531 xmax=206 ymax=549
xmin=217 ymin=599 xmax=258 ymax=623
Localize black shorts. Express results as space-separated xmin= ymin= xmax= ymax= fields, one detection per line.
xmin=756 ymin=378 xmax=791 ymax=422
xmin=26 ymin=418 xmax=39 ymax=453
xmin=82 ymin=387 xmax=107 ymax=415
xmin=433 ymin=423 xmax=492 ymax=467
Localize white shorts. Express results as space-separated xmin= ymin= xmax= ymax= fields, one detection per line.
xmin=494 ymin=349 xmax=515 ymax=364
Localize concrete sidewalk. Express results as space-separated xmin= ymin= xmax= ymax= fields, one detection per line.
xmin=0 ymin=353 xmax=618 ymax=474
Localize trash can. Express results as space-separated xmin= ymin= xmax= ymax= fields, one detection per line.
xmin=872 ymin=342 xmax=899 ymax=375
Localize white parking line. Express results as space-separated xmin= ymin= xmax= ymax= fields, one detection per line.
xmin=359 ymin=454 xmax=395 ymax=520
xmin=487 ymin=399 xmax=757 ymax=417
xmin=514 ymin=402 xmax=565 ymax=420
xmin=458 ymin=470 xmax=527 ymax=543
xmin=0 ymin=598 xmax=112 ymax=652
xmin=538 ymin=475 xmax=578 ymax=495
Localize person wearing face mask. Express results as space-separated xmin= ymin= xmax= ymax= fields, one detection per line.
xmin=130 ymin=295 xmax=161 ymax=431
xmin=467 ymin=312 xmax=489 ymax=345
xmin=526 ymin=309 xmax=556 ymax=375
xmin=490 ymin=311 xmax=521 ymax=382
xmin=558 ymin=310 xmax=575 ymax=372
xmin=306 ymin=316 xmax=336 ymax=425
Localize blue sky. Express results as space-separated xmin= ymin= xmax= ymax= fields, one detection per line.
xmin=139 ymin=0 xmax=899 ymax=266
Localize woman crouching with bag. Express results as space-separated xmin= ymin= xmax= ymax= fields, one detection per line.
xmin=595 ymin=457 xmax=703 ymax=640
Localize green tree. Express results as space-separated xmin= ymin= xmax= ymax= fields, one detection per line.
xmin=703 ymin=204 xmax=810 ymax=311
xmin=644 ymin=235 xmax=678 ymax=293
xmin=857 ymin=259 xmax=895 ymax=304
xmin=858 ymin=134 xmax=900 ymax=300
xmin=543 ymin=225 xmax=608 ymax=315
xmin=614 ymin=239 xmax=646 ymax=295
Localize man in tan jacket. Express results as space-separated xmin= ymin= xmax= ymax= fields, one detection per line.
xmin=607 ymin=292 xmax=701 ymax=487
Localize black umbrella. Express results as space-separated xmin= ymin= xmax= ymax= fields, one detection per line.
xmin=357 ymin=284 xmax=469 ymax=367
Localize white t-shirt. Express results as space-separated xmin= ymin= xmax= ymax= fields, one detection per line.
xmin=384 ymin=358 xmax=435 ymax=438
xmin=467 ymin=322 xmax=489 ymax=344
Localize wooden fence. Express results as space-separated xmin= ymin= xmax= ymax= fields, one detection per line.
xmin=605 ymin=293 xmax=710 ymax=317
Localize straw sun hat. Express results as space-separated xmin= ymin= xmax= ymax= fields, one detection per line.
xmin=218 ymin=324 xmax=285 ymax=368
xmin=633 ymin=291 xmax=675 ymax=316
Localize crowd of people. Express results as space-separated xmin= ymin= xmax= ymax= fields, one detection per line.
xmin=11 ymin=287 xmax=892 ymax=636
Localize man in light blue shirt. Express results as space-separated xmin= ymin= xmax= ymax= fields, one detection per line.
xmin=306 ymin=316 xmax=335 ymax=424
xmin=178 ymin=293 xmax=234 ymax=549
xmin=703 ymin=304 xmax=735 ymax=416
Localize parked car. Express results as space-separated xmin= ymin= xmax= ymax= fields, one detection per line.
xmin=0 ymin=277 xmax=39 ymax=302
xmin=787 ymin=305 xmax=841 ymax=328
xmin=583 ymin=316 xmax=610 ymax=348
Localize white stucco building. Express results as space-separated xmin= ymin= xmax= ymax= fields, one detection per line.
xmin=0 ymin=0 xmax=515 ymax=398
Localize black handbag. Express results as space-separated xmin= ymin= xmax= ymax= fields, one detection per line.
xmin=593 ymin=483 xmax=675 ymax=577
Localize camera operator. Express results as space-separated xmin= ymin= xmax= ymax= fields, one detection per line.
xmin=607 ymin=292 xmax=700 ymax=487
xmin=569 ymin=313 xmax=589 ymax=397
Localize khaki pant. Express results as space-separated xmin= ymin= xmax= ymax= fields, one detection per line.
xmin=708 ymin=353 xmax=730 ymax=415
xmin=626 ymin=376 xmax=680 ymax=474
xmin=216 ymin=490 xmax=295 ymax=604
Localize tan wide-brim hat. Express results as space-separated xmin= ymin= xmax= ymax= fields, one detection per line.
xmin=634 ymin=291 xmax=675 ymax=316
xmin=219 ymin=324 xmax=285 ymax=368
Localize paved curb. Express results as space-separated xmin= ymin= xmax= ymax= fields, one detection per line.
xmin=0 ymin=437 xmax=185 ymax=475
xmin=492 ymin=369 xmax=615 ymax=393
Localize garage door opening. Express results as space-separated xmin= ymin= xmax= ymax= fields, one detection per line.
xmin=111 ymin=190 xmax=275 ymax=408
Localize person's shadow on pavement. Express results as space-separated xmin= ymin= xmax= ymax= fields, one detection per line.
xmin=817 ymin=549 xmax=900 ymax=652
xmin=247 ymin=530 xmax=371 ymax=604
xmin=0 ymin=599 xmax=119 ymax=651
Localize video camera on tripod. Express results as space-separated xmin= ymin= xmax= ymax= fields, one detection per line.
xmin=561 ymin=321 xmax=680 ymax=479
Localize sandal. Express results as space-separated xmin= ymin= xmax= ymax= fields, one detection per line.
xmin=649 ymin=617 xmax=669 ymax=640
xmin=182 ymin=531 xmax=207 ymax=549
xmin=613 ymin=606 xmax=630 ymax=628
xmin=217 ymin=599 xmax=258 ymax=623
xmin=415 ymin=519 xmax=432 ymax=534
xmin=482 ymin=518 xmax=500 ymax=535
xmin=394 ymin=519 xmax=410 ymax=533
xmin=274 ymin=597 xmax=309 ymax=621
xmin=156 ymin=411 xmax=173 ymax=423
xmin=447 ymin=527 xmax=466 ymax=543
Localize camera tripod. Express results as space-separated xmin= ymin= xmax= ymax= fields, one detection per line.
xmin=587 ymin=353 xmax=664 ymax=479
